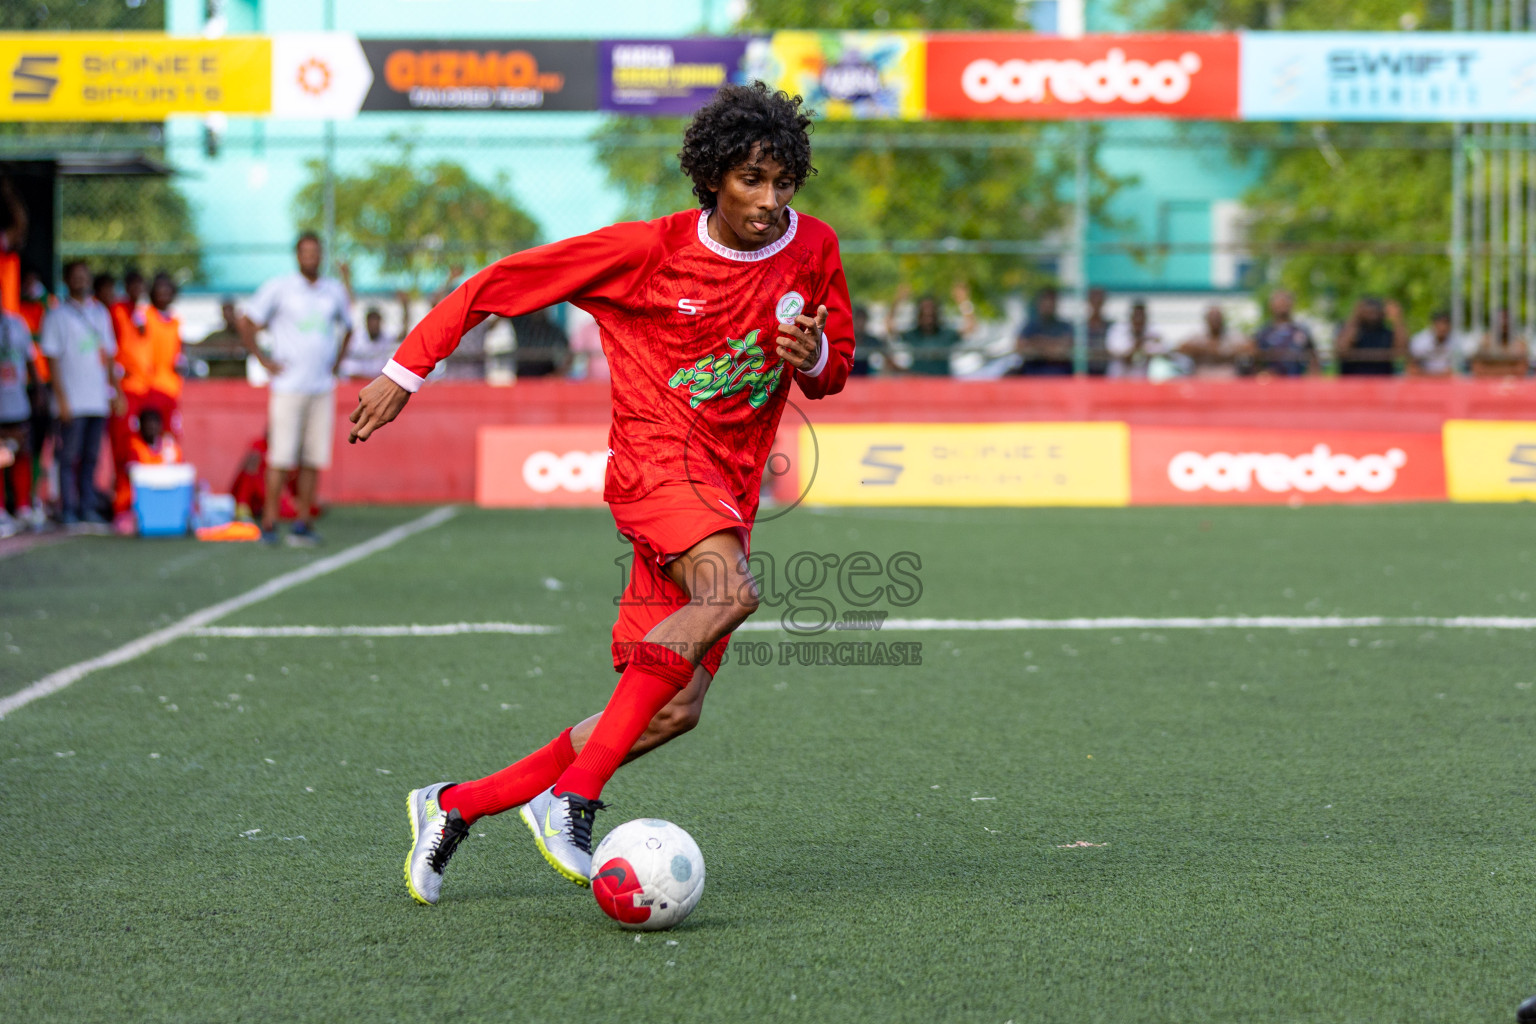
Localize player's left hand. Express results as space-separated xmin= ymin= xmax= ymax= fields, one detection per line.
xmin=777 ymin=304 xmax=828 ymax=372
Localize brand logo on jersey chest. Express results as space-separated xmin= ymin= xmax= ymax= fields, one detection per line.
xmin=775 ymin=291 xmax=805 ymax=325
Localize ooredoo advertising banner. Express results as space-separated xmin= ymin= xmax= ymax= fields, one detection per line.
xmin=359 ymin=39 xmax=598 ymax=112
xmin=477 ymin=425 xmax=609 ymax=508
xmin=1131 ymin=427 xmax=1446 ymax=505
xmin=1240 ymin=32 xmax=1536 ymax=122
xmin=925 ymin=33 xmax=1240 ymax=120
xmin=801 ymin=423 xmax=1130 ymax=507
xmin=599 ymin=38 xmax=754 ymax=114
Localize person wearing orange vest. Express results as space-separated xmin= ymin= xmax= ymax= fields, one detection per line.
xmin=0 ymin=176 xmax=26 ymax=318
xmin=110 ymin=272 xmax=183 ymax=518
xmin=128 ymin=407 xmax=181 ymax=466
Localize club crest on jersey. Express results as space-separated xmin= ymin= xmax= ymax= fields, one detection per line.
xmin=775 ymin=291 xmax=806 ymax=325
xmin=668 ymin=329 xmax=783 ymax=410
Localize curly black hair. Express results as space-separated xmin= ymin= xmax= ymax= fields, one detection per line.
xmin=678 ymin=81 xmax=816 ymax=209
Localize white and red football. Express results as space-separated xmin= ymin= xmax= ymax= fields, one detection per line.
xmin=590 ymin=818 xmax=705 ymax=931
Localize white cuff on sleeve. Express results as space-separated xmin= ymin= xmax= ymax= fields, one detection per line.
xmin=383 ymin=359 xmax=426 ymax=393
xmin=798 ymin=330 xmax=830 ymax=378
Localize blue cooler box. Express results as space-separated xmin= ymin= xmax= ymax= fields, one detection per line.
xmin=130 ymin=463 xmax=196 ymax=537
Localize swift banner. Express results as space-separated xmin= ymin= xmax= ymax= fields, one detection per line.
xmin=0 ymin=32 xmax=269 ymax=121
xmin=801 ymin=423 xmax=1130 ymax=507
xmin=599 ymin=38 xmax=754 ymax=114
xmin=1130 ymin=427 xmax=1446 ymax=505
xmin=1240 ymin=32 xmax=1536 ymax=122
xmin=747 ymin=31 xmax=926 ymax=120
xmin=925 ymin=33 xmax=1240 ymax=120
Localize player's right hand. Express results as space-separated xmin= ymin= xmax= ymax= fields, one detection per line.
xmin=349 ymin=374 xmax=411 ymax=444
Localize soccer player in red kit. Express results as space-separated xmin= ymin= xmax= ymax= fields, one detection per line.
xmin=347 ymin=83 xmax=854 ymax=905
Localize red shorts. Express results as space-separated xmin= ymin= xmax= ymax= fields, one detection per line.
xmin=609 ymin=482 xmax=752 ymax=678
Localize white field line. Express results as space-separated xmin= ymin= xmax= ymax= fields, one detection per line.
xmin=0 ymin=506 xmax=459 ymax=720
xmin=180 ymin=614 xmax=1536 ymax=642
xmin=737 ymin=615 xmax=1536 ymax=632
xmin=193 ymin=622 xmax=559 ymax=638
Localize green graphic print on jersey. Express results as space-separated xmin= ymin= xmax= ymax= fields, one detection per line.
xmin=668 ymin=329 xmax=784 ymax=410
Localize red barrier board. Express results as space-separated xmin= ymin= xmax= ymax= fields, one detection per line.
xmin=926 ymin=33 xmax=1240 ymax=120
xmin=1130 ymin=427 xmax=1446 ymax=505
xmin=175 ymin=378 xmax=1531 ymax=505
xmin=476 ymin=424 xmax=610 ymax=507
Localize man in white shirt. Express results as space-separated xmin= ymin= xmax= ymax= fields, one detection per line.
xmin=237 ymin=232 xmax=354 ymax=546
xmin=1408 ymin=310 xmax=1474 ymax=377
xmin=340 ymin=297 xmax=407 ymax=380
xmin=1104 ymin=299 xmax=1171 ymax=378
xmin=40 ymin=259 xmax=121 ymax=529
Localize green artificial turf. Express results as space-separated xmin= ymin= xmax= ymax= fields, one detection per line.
xmin=3 ymin=504 xmax=1535 ymax=1023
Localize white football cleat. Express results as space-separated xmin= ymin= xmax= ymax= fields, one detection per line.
xmin=520 ymin=787 xmax=605 ymax=887
xmin=404 ymin=782 xmax=468 ymax=905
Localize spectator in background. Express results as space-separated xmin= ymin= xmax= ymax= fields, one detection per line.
xmin=92 ymin=271 xmax=117 ymax=311
xmin=340 ymin=295 xmax=408 ymax=380
xmin=18 ymin=268 xmax=48 ymax=336
xmin=1336 ymin=297 xmax=1406 ymax=376
xmin=510 ymin=307 xmax=569 ymax=378
xmin=1178 ymin=305 xmax=1252 ymax=379
xmin=1408 ymin=311 xmax=1473 ymax=377
xmin=110 ymin=272 xmax=184 ymax=527
xmin=238 ymin=231 xmax=354 ymax=547
xmin=1471 ymin=308 xmax=1529 ymax=378
xmin=849 ymin=305 xmax=887 ymax=377
xmin=1084 ymin=286 xmax=1112 ymax=376
xmin=0 ymin=176 xmax=27 ymax=315
xmin=20 ymin=270 xmax=52 ymax=524
xmin=1014 ymin=286 xmax=1074 ymax=375
xmin=192 ymin=297 xmax=248 ymax=377
xmin=565 ymin=305 xmax=609 ymax=381
xmin=1252 ymin=289 xmax=1316 ymax=376
xmin=1105 ymin=299 xmax=1168 ymax=378
xmin=889 ymin=283 xmax=973 ymax=376
xmin=0 ymin=304 xmax=34 ymax=536
xmin=108 ymin=269 xmax=145 ymax=349
xmin=128 ymin=407 xmax=180 ymax=466
xmin=40 ymin=260 xmax=119 ymax=529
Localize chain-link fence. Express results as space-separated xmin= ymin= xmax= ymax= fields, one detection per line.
xmin=32 ymin=118 xmax=1536 ymax=380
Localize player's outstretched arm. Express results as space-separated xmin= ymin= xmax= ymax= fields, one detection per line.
xmin=348 ymin=374 xmax=411 ymax=443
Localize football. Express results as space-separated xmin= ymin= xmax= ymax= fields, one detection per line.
xmin=590 ymin=819 xmax=705 ymax=931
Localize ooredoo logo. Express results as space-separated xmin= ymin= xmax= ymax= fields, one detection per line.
xmin=926 ymin=34 xmax=1240 ymax=120
xmin=522 ymin=450 xmax=607 ymax=494
xmin=1168 ymin=444 xmax=1409 ymax=495
xmin=961 ymin=48 xmax=1203 ymax=106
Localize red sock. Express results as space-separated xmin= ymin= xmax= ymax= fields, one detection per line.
xmin=555 ymin=642 xmax=694 ymax=801
xmin=8 ymin=453 xmax=30 ymax=510
xmin=440 ymin=728 xmax=576 ymax=826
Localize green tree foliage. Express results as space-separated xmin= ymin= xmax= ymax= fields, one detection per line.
xmin=1 ymin=0 xmax=164 ymax=30
xmin=1241 ymin=125 xmax=1454 ymax=323
xmin=737 ymin=0 xmax=1031 ymax=30
xmin=292 ymin=144 xmax=541 ymax=291
xmin=59 ymin=175 xmax=203 ymax=281
xmin=1125 ymin=0 xmax=1458 ymax=321
xmin=594 ymin=0 xmax=1125 ymax=309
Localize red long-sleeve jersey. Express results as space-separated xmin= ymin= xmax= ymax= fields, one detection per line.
xmin=387 ymin=207 xmax=853 ymax=518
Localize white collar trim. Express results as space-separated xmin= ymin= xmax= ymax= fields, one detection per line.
xmin=696 ymin=207 xmax=798 ymax=262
